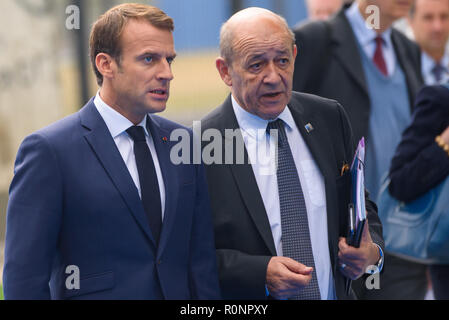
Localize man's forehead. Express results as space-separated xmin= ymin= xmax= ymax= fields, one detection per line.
xmin=121 ymin=19 xmax=173 ymax=45
xmin=233 ymin=31 xmax=292 ymax=58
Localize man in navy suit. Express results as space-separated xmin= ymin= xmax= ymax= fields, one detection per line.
xmin=3 ymin=3 xmax=220 ymax=300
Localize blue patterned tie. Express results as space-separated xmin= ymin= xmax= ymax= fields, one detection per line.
xmin=267 ymin=119 xmax=321 ymax=300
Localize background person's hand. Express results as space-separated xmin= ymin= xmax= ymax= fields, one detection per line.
xmin=440 ymin=126 xmax=449 ymax=145
xmin=266 ymin=256 xmax=313 ymax=299
xmin=337 ymin=220 xmax=380 ymax=280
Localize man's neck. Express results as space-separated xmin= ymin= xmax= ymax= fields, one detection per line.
xmin=424 ymin=48 xmax=445 ymax=64
xmin=98 ymin=87 xmax=145 ymax=125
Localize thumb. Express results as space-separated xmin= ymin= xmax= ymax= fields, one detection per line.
xmin=283 ymin=258 xmax=313 ymax=275
xmin=361 ymin=219 xmax=372 ymax=243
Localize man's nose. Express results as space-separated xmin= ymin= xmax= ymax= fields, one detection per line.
xmin=263 ymin=62 xmax=281 ymax=84
xmin=432 ymin=17 xmax=445 ymax=32
xmin=157 ymin=59 xmax=174 ymax=81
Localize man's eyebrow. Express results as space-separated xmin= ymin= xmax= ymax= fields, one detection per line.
xmin=245 ymin=53 xmax=266 ymax=63
xmin=136 ymin=51 xmax=158 ymax=59
xmin=245 ymin=50 xmax=290 ymax=63
xmin=135 ymin=52 xmax=177 ymax=60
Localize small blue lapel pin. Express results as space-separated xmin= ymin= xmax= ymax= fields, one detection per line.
xmin=305 ymin=123 xmax=314 ymax=133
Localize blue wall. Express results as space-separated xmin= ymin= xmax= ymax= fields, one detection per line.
xmin=157 ymin=0 xmax=307 ymax=51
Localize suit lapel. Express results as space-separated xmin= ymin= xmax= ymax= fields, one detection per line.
xmin=329 ymin=10 xmax=369 ymax=97
xmin=218 ymin=97 xmax=277 ymax=256
xmin=146 ymin=115 xmax=179 ymax=258
xmin=391 ymin=30 xmax=422 ymax=112
xmin=288 ymin=98 xmax=340 ymax=269
xmin=79 ymin=100 xmax=158 ymax=248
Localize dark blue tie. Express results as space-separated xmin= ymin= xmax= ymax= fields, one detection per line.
xmin=267 ymin=119 xmax=321 ymax=300
xmin=126 ymin=124 xmax=162 ymax=245
xmin=432 ymin=63 xmax=445 ymax=83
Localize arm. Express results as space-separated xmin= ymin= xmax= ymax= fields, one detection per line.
xmin=216 ymin=249 xmax=271 ymax=300
xmin=335 ymin=103 xmax=384 ymax=279
xmin=188 ymin=163 xmax=221 ymax=300
xmin=3 ymin=133 xmax=63 ymax=299
xmin=389 ymin=85 xmax=449 ymax=202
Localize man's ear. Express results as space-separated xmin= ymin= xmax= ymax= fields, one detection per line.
xmin=216 ymin=57 xmax=233 ymax=87
xmin=96 ymin=53 xmax=116 ymax=81
xmin=292 ymin=44 xmax=298 ymax=61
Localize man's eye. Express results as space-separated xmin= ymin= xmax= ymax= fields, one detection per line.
xmin=250 ymin=63 xmax=261 ymax=70
xmin=144 ymin=56 xmax=153 ymax=63
xmin=167 ymin=57 xmax=174 ymax=65
xmin=279 ymin=58 xmax=289 ymax=65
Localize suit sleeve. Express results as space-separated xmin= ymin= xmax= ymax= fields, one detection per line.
xmin=3 ymin=133 xmax=63 ymax=299
xmin=389 ymin=85 xmax=449 ymax=202
xmin=336 ymin=102 xmax=384 ymax=251
xmin=188 ymin=163 xmax=221 ymax=300
xmin=216 ymin=250 xmax=271 ymax=300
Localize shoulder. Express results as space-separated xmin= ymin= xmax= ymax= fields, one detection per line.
xmin=26 ymin=112 xmax=81 ymax=147
xmin=414 ymin=85 xmax=449 ymax=118
xmin=391 ymin=28 xmax=418 ymax=48
xmin=290 ymin=91 xmax=342 ymax=113
xmin=418 ymin=84 xmax=449 ymax=100
xmin=391 ymin=28 xmax=421 ymax=56
xmin=200 ymin=97 xmax=232 ymax=131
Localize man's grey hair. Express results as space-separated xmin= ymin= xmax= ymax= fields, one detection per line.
xmin=219 ymin=9 xmax=296 ymax=63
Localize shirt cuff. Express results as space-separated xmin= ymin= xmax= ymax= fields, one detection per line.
xmin=366 ymin=244 xmax=384 ymax=274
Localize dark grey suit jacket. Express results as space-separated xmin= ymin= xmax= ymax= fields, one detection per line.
xmin=200 ymin=92 xmax=384 ymax=299
xmin=292 ymin=8 xmax=424 ymax=143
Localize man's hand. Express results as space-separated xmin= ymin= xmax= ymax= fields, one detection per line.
xmin=266 ymin=256 xmax=313 ymax=299
xmin=440 ymin=126 xmax=449 ymax=145
xmin=338 ymin=220 xmax=380 ymax=280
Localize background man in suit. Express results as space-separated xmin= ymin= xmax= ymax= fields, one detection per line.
xmin=306 ymin=0 xmax=344 ymax=21
xmin=409 ymin=0 xmax=449 ymax=85
xmin=3 ymin=3 xmax=220 ymax=300
xmin=293 ymin=0 xmax=426 ymax=299
xmin=201 ymin=7 xmax=384 ymax=300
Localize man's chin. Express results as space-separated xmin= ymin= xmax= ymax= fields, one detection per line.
xmin=257 ymin=105 xmax=287 ymax=120
xmin=143 ymin=101 xmax=167 ymax=114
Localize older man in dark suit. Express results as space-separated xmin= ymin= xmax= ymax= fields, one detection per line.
xmin=201 ymin=7 xmax=384 ymax=300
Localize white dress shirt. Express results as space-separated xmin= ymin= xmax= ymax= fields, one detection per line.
xmin=345 ymin=1 xmax=396 ymax=77
xmin=94 ymin=93 xmax=166 ymax=218
xmin=421 ymin=50 xmax=449 ymax=85
xmin=231 ymin=96 xmax=336 ymax=300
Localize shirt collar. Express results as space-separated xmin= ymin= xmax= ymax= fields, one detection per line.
xmin=231 ymin=95 xmax=296 ymax=139
xmin=94 ymin=91 xmax=149 ymax=139
xmin=422 ymin=49 xmax=449 ymax=75
xmin=345 ymin=1 xmax=392 ymax=48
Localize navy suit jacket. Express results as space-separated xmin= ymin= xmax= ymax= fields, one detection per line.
xmin=3 ymin=99 xmax=220 ymax=300
xmin=389 ymin=85 xmax=449 ymax=202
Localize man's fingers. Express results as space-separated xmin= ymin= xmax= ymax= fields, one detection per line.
xmin=339 ymin=263 xmax=362 ymax=280
xmin=283 ymin=258 xmax=313 ymax=275
xmin=266 ymin=257 xmax=314 ymax=299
